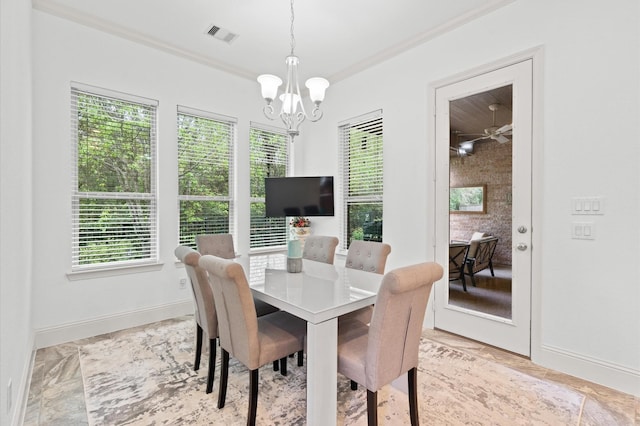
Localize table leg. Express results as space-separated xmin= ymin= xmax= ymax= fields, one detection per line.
xmin=306 ymin=317 xmax=337 ymax=426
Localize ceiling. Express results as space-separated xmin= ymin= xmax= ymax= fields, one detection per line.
xmin=32 ymin=0 xmax=513 ymax=84
xmin=450 ymin=85 xmax=513 ymax=141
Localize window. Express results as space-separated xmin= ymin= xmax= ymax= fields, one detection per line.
xmin=71 ymin=85 xmax=158 ymax=270
xmin=339 ymin=110 xmax=383 ymax=250
xmin=249 ymin=123 xmax=289 ymax=249
xmin=177 ymin=107 xmax=236 ymax=247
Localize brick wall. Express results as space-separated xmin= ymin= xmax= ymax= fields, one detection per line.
xmin=450 ymin=140 xmax=512 ymax=266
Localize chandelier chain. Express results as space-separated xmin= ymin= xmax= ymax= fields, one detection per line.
xmin=289 ymin=0 xmax=296 ymax=56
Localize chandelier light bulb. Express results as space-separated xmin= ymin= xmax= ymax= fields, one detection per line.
xmin=257 ymin=74 xmax=283 ymax=103
xmin=305 ymin=77 xmax=329 ymax=104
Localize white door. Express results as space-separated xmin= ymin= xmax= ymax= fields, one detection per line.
xmin=434 ymin=60 xmax=533 ymax=355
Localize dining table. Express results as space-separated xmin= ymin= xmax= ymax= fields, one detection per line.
xmin=235 ymin=253 xmax=384 ymax=426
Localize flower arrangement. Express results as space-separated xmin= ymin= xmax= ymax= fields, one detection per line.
xmin=289 ymin=216 xmax=310 ymax=228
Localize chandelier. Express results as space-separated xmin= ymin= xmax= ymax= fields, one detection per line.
xmin=257 ymin=0 xmax=329 ymax=141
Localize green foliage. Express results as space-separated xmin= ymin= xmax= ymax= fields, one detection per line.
xmin=75 ymin=92 xmax=155 ymax=266
xmin=450 ymin=187 xmax=483 ymax=211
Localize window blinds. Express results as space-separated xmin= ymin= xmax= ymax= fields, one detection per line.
xmin=71 ymin=85 xmax=158 ymax=269
xmin=249 ymin=123 xmax=289 ymax=249
xmin=177 ymin=106 xmax=236 ymax=247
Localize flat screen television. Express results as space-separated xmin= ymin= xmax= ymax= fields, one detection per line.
xmin=265 ymin=176 xmax=334 ymax=217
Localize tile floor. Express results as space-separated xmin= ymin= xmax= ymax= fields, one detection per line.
xmin=22 ymin=320 xmax=639 ymax=425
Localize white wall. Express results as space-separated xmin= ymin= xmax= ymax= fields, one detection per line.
xmin=22 ymin=0 xmax=640 ymax=401
xmin=301 ymin=0 xmax=640 ymax=395
xmin=30 ymin=11 xmax=269 ymax=343
xmin=1 ymin=0 xmax=34 ymax=424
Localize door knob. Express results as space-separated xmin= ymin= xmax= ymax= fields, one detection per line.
xmin=516 ymin=243 xmax=528 ymax=251
xmin=517 ymin=226 xmax=527 ymax=234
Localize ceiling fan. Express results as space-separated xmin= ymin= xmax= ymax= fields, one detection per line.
xmin=458 ymin=103 xmax=513 ymax=147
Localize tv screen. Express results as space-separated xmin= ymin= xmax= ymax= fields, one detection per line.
xmin=265 ymin=176 xmax=334 ymax=217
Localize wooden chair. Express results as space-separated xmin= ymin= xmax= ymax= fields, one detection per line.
xmin=449 ymin=242 xmax=470 ymax=291
xmin=337 ymin=262 xmax=444 ymax=425
xmin=465 ymin=236 xmax=499 ymax=287
xmin=198 ymin=255 xmax=306 ymax=426
xmin=302 ymin=235 xmax=339 ymax=264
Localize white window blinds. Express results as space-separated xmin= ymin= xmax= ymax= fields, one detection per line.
xmin=177 ymin=106 xmax=236 ymax=248
xmin=338 ymin=110 xmax=383 ymax=250
xmin=249 ymin=123 xmax=289 ymax=249
xmin=71 ymin=84 xmax=158 ymax=270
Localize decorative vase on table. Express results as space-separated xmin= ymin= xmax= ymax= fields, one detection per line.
xmin=289 ymin=217 xmax=311 ymax=250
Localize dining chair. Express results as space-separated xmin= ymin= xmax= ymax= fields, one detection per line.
xmin=174 ymin=245 xmax=219 ymax=394
xmin=337 ymin=261 xmax=444 ymax=426
xmin=196 ymin=233 xmax=279 ymax=317
xmin=175 ymin=245 xmax=284 ymax=393
xmin=302 ymin=235 xmax=339 ymax=264
xmin=342 ymin=240 xmax=392 ymax=390
xmin=198 ymin=255 xmax=307 ymax=426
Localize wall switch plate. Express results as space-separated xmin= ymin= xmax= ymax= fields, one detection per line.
xmin=179 ymin=278 xmax=187 ymax=289
xmin=572 ymin=222 xmax=595 ymax=240
xmin=572 ymin=197 xmax=605 ymax=215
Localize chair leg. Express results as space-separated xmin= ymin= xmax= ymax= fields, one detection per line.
xmin=206 ymin=338 xmax=216 ymax=394
xmin=218 ymin=349 xmax=229 ymax=409
xmin=350 ymin=380 xmax=358 ymax=391
xmin=297 ymin=350 xmax=304 ymax=367
xmin=273 ymin=361 xmax=279 ymax=371
xmin=489 ymin=260 xmax=495 ymax=276
xmin=194 ymin=324 xmax=203 ymax=371
xmin=367 ymin=390 xmax=378 ymax=426
xmin=248 ymin=369 xmax=259 ymax=426
xmin=408 ymin=367 xmax=419 ymax=426
xmin=279 ymin=356 xmax=287 ymax=376
xmin=460 ymin=269 xmax=467 ymax=292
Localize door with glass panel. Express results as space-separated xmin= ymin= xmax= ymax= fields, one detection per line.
xmin=434 ymin=60 xmax=532 ymax=356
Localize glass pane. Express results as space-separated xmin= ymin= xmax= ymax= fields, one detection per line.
xmin=346 ymin=202 xmax=383 ymax=246
xmin=76 ymin=93 xmax=153 ymax=193
xmin=77 ymin=198 xmax=152 ymax=265
xmin=249 ymin=129 xmax=288 ymax=198
xmin=250 ymin=202 xmax=286 ymax=248
xmin=179 ymin=200 xmax=230 ymax=247
xmin=177 ymin=114 xmax=231 ymax=197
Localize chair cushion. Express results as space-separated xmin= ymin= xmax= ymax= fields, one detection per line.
xmin=257 ymin=312 xmax=307 ymax=368
xmin=337 ymin=319 xmax=370 ymax=386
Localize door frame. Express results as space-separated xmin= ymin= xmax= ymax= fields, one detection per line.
xmin=425 ymin=46 xmax=544 ymax=356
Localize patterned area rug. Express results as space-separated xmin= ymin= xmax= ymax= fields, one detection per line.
xmin=79 ymin=317 xmax=584 ymax=425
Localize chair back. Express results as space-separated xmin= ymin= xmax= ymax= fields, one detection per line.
xmin=302 ymin=235 xmax=339 ymax=264
xmin=198 ymin=255 xmax=260 ymax=369
xmin=448 ymin=243 xmax=469 ymax=280
xmin=366 ymin=262 xmax=443 ymax=391
xmin=469 ymin=237 xmax=498 ymax=273
xmin=175 ymin=246 xmax=218 ymax=339
xmin=345 ymin=240 xmax=391 ymax=274
xmin=196 ymin=234 xmax=236 ymax=259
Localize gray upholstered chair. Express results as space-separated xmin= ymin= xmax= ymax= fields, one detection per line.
xmin=196 ymin=233 xmax=236 ymax=259
xmin=302 ymin=235 xmax=339 ymax=264
xmin=198 ymin=255 xmax=306 ymax=426
xmin=196 ymin=233 xmax=279 ymax=317
xmin=345 ymin=240 xmax=391 ymax=274
xmin=174 ymin=245 xmax=219 ymax=394
xmin=449 ymin=242 xmax=470 ymax=291
xmin=337 ymin=262 xmax=444 ymax=426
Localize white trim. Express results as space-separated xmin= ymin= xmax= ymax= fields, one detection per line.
xmin=71 ymin=81 xmax=159 ymax=106
xmin=34 ymin=300 xmax=193 ymax=349
xmin=12 ymin=332 xmax=35 ymax=426
xmin=66 ymin=262 xmax=164 ymax=280
xmin=177 ymin=105 xmax=238 ymax=123
xmin=537 ymin=344 xmax=640 ymax=397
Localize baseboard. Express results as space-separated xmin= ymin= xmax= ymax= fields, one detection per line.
xmin=34 ymin=300 xmax=193 ymax=349
xmin=534 ymin=343 xmax=640 ymax=397
xmin=11 ymin=332 xmax=35 ymax=426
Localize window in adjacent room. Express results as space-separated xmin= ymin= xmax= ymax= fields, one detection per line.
xmin=338 ymin=110 xmax=383 ymax=250
xmin=71 ymin=84 xmax=158 ymax=270
xmin=177 ymin=106 xmax=236 ymax=248
xmin=249 ymin=123 xmax=289 ymax=249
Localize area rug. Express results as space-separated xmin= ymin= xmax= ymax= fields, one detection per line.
xmin=78 ymin=317 xmax=584 ymax=425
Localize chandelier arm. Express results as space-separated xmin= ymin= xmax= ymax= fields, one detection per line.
xmin=306 ymin=105 xmax=324 ymax=122
xmin=262 ymin=104 xmax=277 ymax=121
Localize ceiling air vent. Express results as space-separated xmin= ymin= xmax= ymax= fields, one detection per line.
xmin=206 ymin=24 xmax=239 ymax=44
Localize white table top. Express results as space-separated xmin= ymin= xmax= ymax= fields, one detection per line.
xmin=238 ymin=254 xmax=383 ymax=324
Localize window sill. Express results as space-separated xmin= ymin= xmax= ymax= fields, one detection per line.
xmin=67 ymin=262 xmax=164 ymax=281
